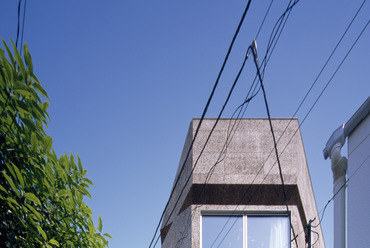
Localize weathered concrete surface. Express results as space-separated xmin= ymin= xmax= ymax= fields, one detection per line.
xmin=161 ymin=118 xmax=325 ymax=248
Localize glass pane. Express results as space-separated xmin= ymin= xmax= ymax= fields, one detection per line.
xmin=247 ymin=216 xmax=290 ymax=248
xmin=202 ymin=216 xmax=243 ymax=248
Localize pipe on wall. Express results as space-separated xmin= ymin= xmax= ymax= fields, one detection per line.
xmin=329 ymin=143 xmax=347 ymax=248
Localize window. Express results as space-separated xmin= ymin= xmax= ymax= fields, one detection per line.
xmin=202 ymin=214 xmax=290 ymax=248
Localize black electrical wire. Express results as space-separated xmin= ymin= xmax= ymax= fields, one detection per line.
xmin=299 ymin=19 xmax=369 ymax=128
xmin=312 ymin=153 xmax=370 ymax=229
xmin=253 ymin=0 xmax=367 ymax=186
xmin=289 ymin=0 xmax=366 ymax=125
xmin=201 ymin=9 xmax=369 ymax=248
xmin=284 ymin=140 xmax=369 ymax=244
xmin=257 ymin=6 xmax=370 ymax=230
xmin=148 ymin=1 xmax=254 ymax=247
xmin=170 ymin=47 xmax=257 ymax=248
xmin=148 ymin=3 xmax=255 ymax=248
xmin=261 ymin=4 xmax=370 ymax=233
xmin=173 ymin=49 xmax=256 ymax=248
xmin=15 ymin=0 xmax=27 ymax=55
xmin=251 ymin=41 xmax=299 ymax=248
xmin=255 ymin=0 xmax=274 ymax=39
xmin=310 ymin=230 xmax=320 ymax=247
xmin=154 ymin=1 xmax=367 ymax=247
xmin=265 ymin=17 xmax=370 ymax=238
xmin=20 ymin=0 xmax=27 ymax=56
xmin=195 ymin=1 xmax=303 ymax=245
xmin=15 ymin=0 xmax=22 ymax=49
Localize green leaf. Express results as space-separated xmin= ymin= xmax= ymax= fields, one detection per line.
xmin=5 ymin=162 xmax=16 ymax=181
xmin=11 ymin=40 xmax=26 ymax=79
xmin=79 ymin=186 xmax=92 ymax=200
xmin=2 ymin=39 xmax=15 ymax=66
xmin=103 ymin=233 xmax=113 ymax=239
xmin=26 ymin=204 xmax=43 ymax=221
xmin=12 ymin=162 xmax=24 ymax=188
xmin=43 ymin=136 xmax=53 ymax=151
xmin=31 ymin=132 xmax=38 ymax=153
xmin=98 ymin=215 xmax=102 ymax=232
xmin=49 ymin=239 xmax=60 ymax=247
xmin=32 ymin=81 xmax=49 ymax=100
xmin=83 ymin=177 xmax=94 ymax=187
xmin=0 ymin=184 xmax=7 ymax=193
xmin=3 ymin=173 xmax=20 ymax=197
xmin=23 ymin=42 xmax=33 ymax=74
xmin=37 ymin=225 xmax=47 ymax=241
xmin=24 ymin=192 xmax=41 ymax=205
xmin=58 ymin=189 xmax=70 ymax=198
xmin=77 ymin=155 xmax=83 ymax=173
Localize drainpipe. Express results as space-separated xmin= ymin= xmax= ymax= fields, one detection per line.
xmin=323 ymin=126 xmax=348 ymax=248
xmin=323 ymin=97 xmax=369 ymax=248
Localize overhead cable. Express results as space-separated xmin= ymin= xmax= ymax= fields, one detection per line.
xmin=251 ymin=40 xmax=299 ymax=248
xmin=148 ymin=1 xmax=253 ymax=247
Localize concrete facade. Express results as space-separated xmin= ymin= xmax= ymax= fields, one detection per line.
xmin=161 ymin=118 xmax=325 ymax=248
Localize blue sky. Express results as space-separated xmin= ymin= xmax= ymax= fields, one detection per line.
xmin=1 ymin=0 xmax=369 ymax=247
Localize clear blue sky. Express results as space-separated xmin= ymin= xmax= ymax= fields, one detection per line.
xmin=1 ymin=0 xmax=369 ymax=247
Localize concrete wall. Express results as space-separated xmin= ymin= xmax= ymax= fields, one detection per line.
xmin=347 ymin=114 xmax=370 ymax=247
xmin=161 ymin=118 xmax=325 ymax=248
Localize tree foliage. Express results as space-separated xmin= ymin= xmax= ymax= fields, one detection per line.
xmin=0 ymin=39 xmax=111 ymax=247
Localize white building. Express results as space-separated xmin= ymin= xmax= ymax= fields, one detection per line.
xmin=323 ymin=97 xmax=369 ymax=248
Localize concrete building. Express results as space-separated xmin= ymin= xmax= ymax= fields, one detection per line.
xmin=161 ymin=118 xmax=325 ymax=248
xmin=323 ymin=97 xmax=369 ymax=248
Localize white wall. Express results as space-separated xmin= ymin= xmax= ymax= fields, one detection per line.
xmin=347 ymin=114 xmax=370 ymax=247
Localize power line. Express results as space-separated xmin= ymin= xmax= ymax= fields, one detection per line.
xmin=251 ymin=40 xmax=299 ymax=248
xmin=166 ymin=40 xmax=259 ymax=248
xmin=171 ymin=3 xmax=299 ymax=238
xmin=255 ymin=0 xmax=274 ymax=39
xmin=155 ymin=1 xmax=367 ymax=247
xmin=291 ymin=0 xmax=367 ymax=124
xmin=251 ymin=0 xmax=368 ymax=180
xmin=15 ymin=0 xmax=22 ymax=48
xmin=193 ymin=8 xmax=369 ymax=248
xmin=173 ymin=49 xmax=257 ymax=248
xmin=179 ymin=1 xmax=303 ymax=246
xmin=15 ymin=0 xmax=27 ymax=56
xmin=148 ymin=2 xmax=254 ymax=246
xmin=313 ymin=144 xmax=370 ymax=229
xmin=283 ymin=140 xmax=370 ymax=247
xmin=299 ymin=19 xmax=369 ymax=127
xmin=20 ymin=0 xmax=27 ymax=56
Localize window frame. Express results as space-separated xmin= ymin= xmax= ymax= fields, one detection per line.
xmin=200 ymin=211 xmax=291 ymax=248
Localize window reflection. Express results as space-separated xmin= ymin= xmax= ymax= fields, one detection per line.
xmin=202 ymin=216 xmax=243 ymax=248
xmin=202 ymin=215 xmax=290 ymax=248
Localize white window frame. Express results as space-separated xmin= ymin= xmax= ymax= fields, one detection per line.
xmin=200 ymin=212 xmax=291 ymax=248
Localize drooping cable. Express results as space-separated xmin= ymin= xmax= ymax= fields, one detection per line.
xmin=287 ymin=0 xmax=366 ymax=126
xmin=312 ymin=151 xmax=370 ymax=229
xmin=298 ymin=19 xmax=369 ymax=128
xmin=195 ymin=1 xmax=302 ymax=246
xmin=255 ymin=0 xmax=274 ymax=39
xmin=249 ymin=0 xmax=368 ymax=207
xmin=173 ymin=49 xmax=256 ymax=248
xmin=251 ymin=40 xmax=299 ymax=247
xmin=15 ymin=0 xmax=27 ymax=55
xmin=201 ymin=12 xmax=369 ymax=248
xmin=20 ymin=0 xmax=27 ymax=56
xmin=284 ymin=154 xmax=370 ymax=247
xmin=15 ymin=0 xmax=22 ymax=49
xmin=148 ymin=3 xmax=254 ymax=246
